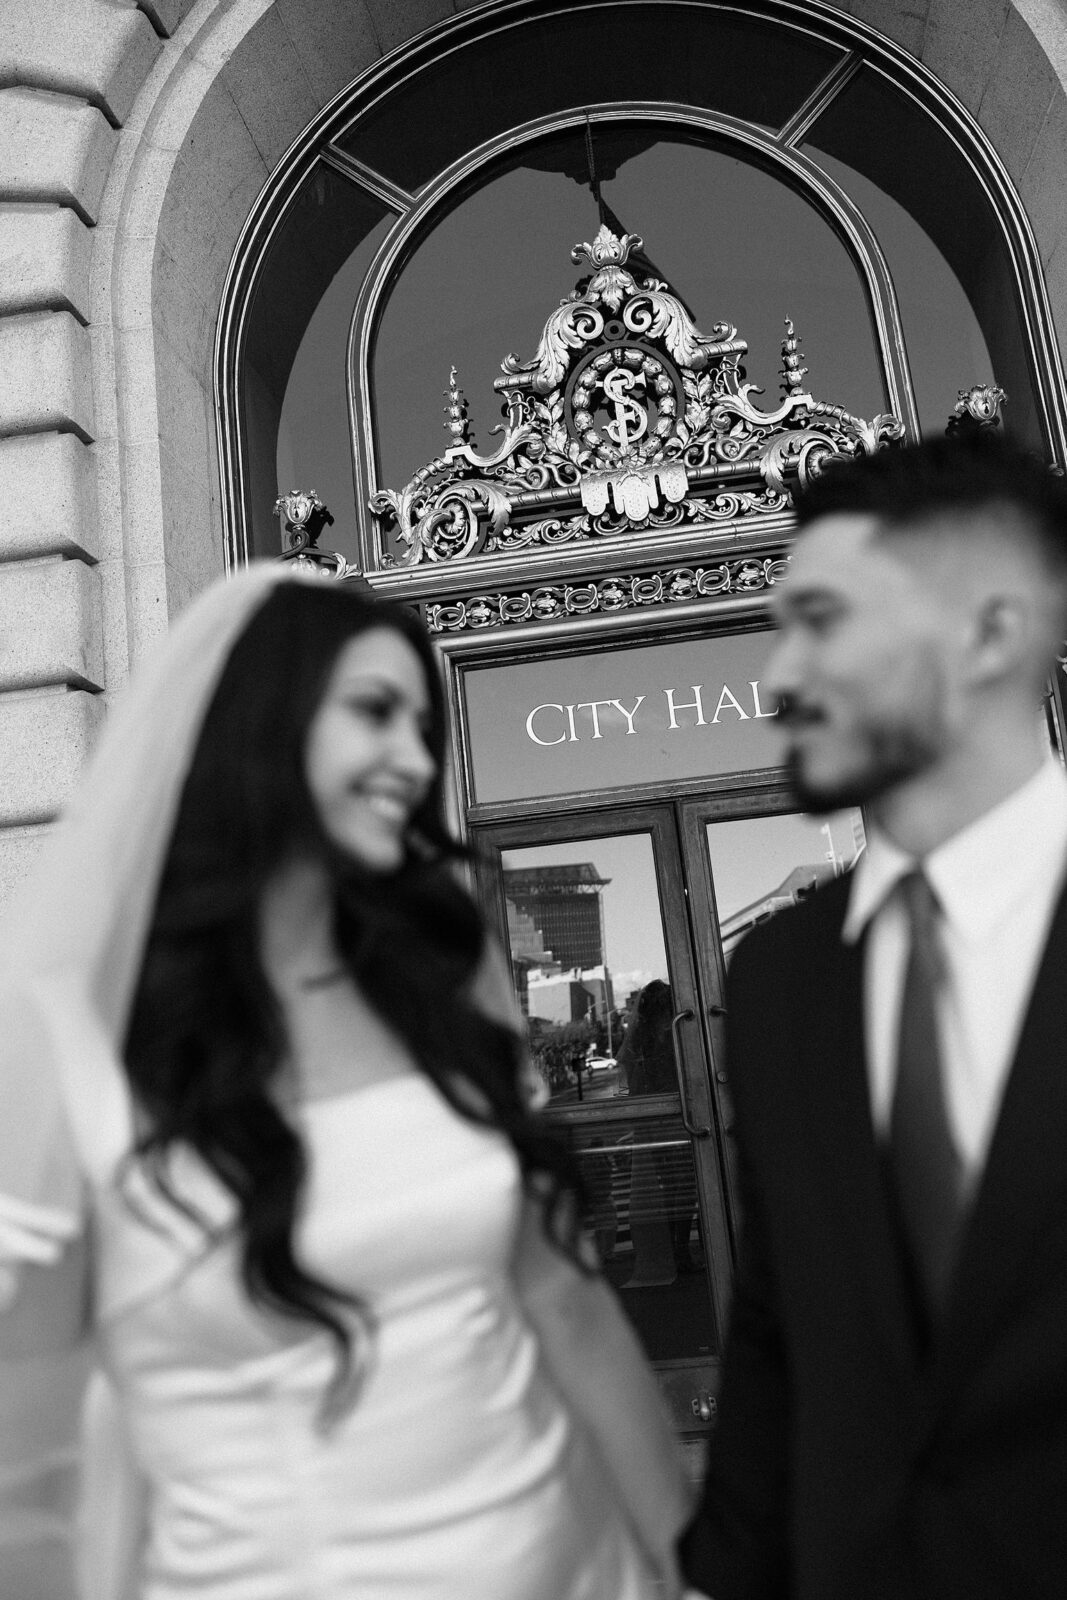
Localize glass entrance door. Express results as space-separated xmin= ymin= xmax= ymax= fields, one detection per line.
xmin=473 ymin=797 xmax=865 ymax=1468
xmin=474 ymin=805 xmax=729 ymax=1471
xmin=677 ymin=800 xmax=867 ymax=1211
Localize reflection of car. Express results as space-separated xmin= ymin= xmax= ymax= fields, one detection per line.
xmin=585 ymin=1055 xmax=616 ymax=1073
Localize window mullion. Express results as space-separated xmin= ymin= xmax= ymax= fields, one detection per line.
xmin=321 ymin=146 xmax=413 ymax=214
xmin=777 ymin=50 xmax=862 ymax=149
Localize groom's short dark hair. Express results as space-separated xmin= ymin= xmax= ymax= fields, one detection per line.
xmin=793 ymin=431 xmax=1067 ymax=581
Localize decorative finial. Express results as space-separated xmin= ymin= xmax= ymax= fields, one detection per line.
xmin=947 ymin=382 xmax=1007 ymax=435
xmin=571 ymin=224 xmax=643 ymax=272
xmin=274 ymin=490 xmax=349 ymax=577
xmin=273 ymin=489 xmax=334 ymax=551
xmin=780 ymin=319 xmax=808 ymax=397
xmin=444 ymin=365 xmax=474 ymax=448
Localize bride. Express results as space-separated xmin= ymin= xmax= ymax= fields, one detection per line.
xmin=0 ymin=564 xmax=691 ymax=1599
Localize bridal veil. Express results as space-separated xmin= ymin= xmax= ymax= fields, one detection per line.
xmin=0 ymin=561 xmax=311 ymax=1597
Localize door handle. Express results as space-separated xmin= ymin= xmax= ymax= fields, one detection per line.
xmin=690 ymin=1390 xmax=717 ymax=1424
xmin=670 ymin=1009 xmax=711 ymax=1139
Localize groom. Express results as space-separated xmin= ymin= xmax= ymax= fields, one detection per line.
xmin=679 ymin=432 xmax=1067 ymax=1599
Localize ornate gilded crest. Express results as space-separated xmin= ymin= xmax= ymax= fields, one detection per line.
xmin=370 ymin=226 xmax=904 ymax=567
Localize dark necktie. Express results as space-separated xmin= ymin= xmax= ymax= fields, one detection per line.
xmin=887 ymin=869 xmax=965 ymax=1322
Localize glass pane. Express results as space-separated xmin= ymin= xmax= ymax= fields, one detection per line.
xmin=802 ymin=144 xmax=993 ymax=440
xmin=373 ymin=130 xmax=885 ymax=496
xmin=805 ymin=65 xmax=1044 ymax=450
xmin=704 ymin=809 xmax=865 ymax=962
xmin=274 ymin=214 xmax=392 ymax=565
xmin=241 ymin=163 xmax=390 ymax=561
xmin=339 ymin=7 xmax=841 ymax=190
xmin=501 ymin=833 xmax=671 ymax=1106
xmin=464 ymin=632 xmax=783 ymax=806
xmin=574 ymin=1113 xmax=717 ymax=1361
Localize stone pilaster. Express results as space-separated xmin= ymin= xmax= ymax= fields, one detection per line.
xmin=0 ymin=2 xmax=171 ymax=897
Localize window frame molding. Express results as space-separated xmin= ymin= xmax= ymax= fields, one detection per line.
xmin=433 ymin=590 xmax=778 ymax=838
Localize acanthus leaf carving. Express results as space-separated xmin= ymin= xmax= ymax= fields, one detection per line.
xmin=370 ymin=228 xmax=906 ymax=567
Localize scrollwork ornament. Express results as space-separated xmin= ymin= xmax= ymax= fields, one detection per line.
xmin=500 ymin=593 xmax=536 ymax=624
xmin=370 ymin=229 xmax=915 ymax=565
xmin=623 ymin=292 xmax=743 ymax=373
xmin=696 ymin=565 xmax=732 ymax=596
xmin=563 ymin=583 xmax=600 ymax=614
xmin=503 ymin=302 xmax=607 ymax=394
xmin=274 ymin=490 xmax=356 ymax=578
xmin=425 ymin=601 xmax=469 ymax=632
xmin=632 ymin=574 xmax=666 ymax=605
xmin=488 ymin=513 xmax=590 ymax=553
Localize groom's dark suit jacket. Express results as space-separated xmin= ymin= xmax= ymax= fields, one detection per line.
xmin=680 ymin=873 xmax=1067 ymax=1600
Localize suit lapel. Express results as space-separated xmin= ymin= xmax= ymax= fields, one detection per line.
xmin=936 ymin=882 xmax=1067 ymax=1381
xmin=788 ymin=874 xmax=1067 ymax=1430
xmin=797 ymin=880 xmax=925 ymax=1380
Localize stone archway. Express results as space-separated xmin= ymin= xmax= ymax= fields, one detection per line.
xmin=2 ymin=0 xmax=1067 ymax=894
xmin=103 ymin=0 xmax=1067 ymax=648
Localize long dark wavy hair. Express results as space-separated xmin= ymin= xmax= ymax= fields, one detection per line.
xmin=123 ymin=578 xmax=585 ymax=1388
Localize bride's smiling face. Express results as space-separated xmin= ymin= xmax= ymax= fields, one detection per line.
xmin=303 ymin=627 xmax=437 ymax=873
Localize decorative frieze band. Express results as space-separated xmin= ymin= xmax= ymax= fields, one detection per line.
xmin=424 ymin=554 xmax=789 ymax=634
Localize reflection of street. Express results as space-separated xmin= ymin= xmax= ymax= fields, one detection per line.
xmin=552 ymin=1063 xmax=624 ymax=1104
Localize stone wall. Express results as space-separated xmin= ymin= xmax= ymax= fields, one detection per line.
xmin=1 ymin=0 xmax=1066 ymax=903
xmin=0 ymin=0 xmax=172 ymax=898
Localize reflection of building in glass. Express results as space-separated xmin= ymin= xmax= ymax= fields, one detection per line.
xmin=525 ymin=968 xmax=613 ymax=1026
xmin=504 ymin=864 xmax=614 ymax=1023
xmin=506 ymin=900 xmax=558 ymax=1018
xmin=720 ymin=862 xmax=835 ymax=958
xmin=504 ymin=864 xmax=609 ymax=969
xmin=720 ymin=852 xmax=860 ymax=958
xmin=507 ymin=899 xmax=554 ymax=967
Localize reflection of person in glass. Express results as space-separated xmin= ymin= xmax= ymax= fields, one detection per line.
xmin=0 ymin=567 xmax=691 ymax=1600
xmin=616 ymin=979 xmax=677 ymax=1095
xmin=617 ymin=981 xmax=698 ymax=1286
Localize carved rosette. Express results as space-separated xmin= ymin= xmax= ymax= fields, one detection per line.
xmin=370 ymin=228 xmax=904 ymax=566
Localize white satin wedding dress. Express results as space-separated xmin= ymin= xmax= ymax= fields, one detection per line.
xmin=86 ymin=1072 xmax=657 ymax=1599
xmin=0 ymin=565 xmax=662 ymax=1598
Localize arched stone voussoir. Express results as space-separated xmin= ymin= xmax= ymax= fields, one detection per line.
xmin=835 ymin=0 xmax=933 ymax=56
xmin=104 ymin=0 xmax=426 ymax=618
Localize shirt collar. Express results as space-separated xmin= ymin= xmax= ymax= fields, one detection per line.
xmin=842 ymin=827 xmax=910 ymax=945
xmin=843 ymin=760 xmax=1067 ymax=946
